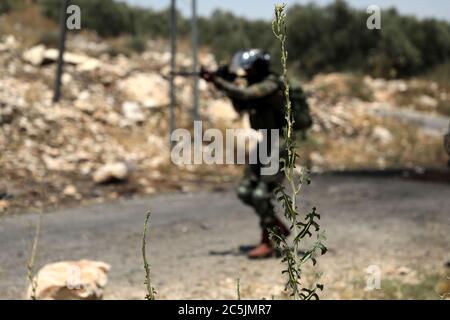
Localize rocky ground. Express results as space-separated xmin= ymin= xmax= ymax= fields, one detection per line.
xmin=1 ymin=30 xmax=448 ymax=215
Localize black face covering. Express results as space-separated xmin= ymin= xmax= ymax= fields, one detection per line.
xmin=245 ymin=58 xmax=270 ymax=84
xmin=246 ymin=69 xmax=269 ymax=85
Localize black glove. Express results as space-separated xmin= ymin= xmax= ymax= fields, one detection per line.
xmin=200 ymin=66 xmax=215 ymax=82
xmin=215 ymin=65 xmax=237 ymax=82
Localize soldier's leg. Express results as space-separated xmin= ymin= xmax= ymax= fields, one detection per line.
xmin=253 ymin=137 xmax=287 ymax=229
xmin=250 ymin=181 xmax=276 ymax=229
xmin=236 ymin=165 xmax=258 ymax=207
xmin=247 ymin=140 xmax=289 ymax=259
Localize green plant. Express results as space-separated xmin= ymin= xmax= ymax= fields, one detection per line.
xmin=37 ymin=0 xmax=450 ymax=78
xmin=0 ymin=0 xmax=15 ymax=15
xmin=236 ymin=278 xmax=241 ymax=300
xmin=26 ymin=209 xmax=43 ymax=300
xmin=37 ymin=30 xmax=60 ymax=48
xmin=127 ymin=36 xmax=147 ymax=54
xmin=270 ymin=4 xmax=327 ymax=300
xmin=142 ymin=210 xmax=157 ymax=300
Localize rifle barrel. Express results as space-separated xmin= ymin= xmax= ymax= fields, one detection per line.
xmin=171 ymin=71 xmax=201 ymax=77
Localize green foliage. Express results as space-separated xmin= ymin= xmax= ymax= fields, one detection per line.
xmin=142 ymin=210 xmax=156 ymax=300
xmin=26 ymin=209 xmax=43 ymax=300
xmin=0 ymin=0 xmax=16 ymax=15
xmin=37 ymin=30 xmax=60 ymax=48
xmin=36 ymin=0 xmax=450 ymax=78
xmin=236 ymin=278 xmax=241 ymax=300
xmin=271 ymin=4 xmax=326 ymax=300
xmin=127 ymin=36 xmax=147 ymax=53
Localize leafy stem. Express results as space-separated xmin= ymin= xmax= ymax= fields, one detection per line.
xmin=271 ymin=3 xmax=327 ymax=300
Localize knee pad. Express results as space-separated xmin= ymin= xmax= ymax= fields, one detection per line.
xmin=251 ymin=183 xmax=273 ymax=217
xmin=237 ymin=180 xmax=253 ymax=205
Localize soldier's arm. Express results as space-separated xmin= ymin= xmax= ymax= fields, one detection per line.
xmin=213 ymin=77 xmax=279 ymax=101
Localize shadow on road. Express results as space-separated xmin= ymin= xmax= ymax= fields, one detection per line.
xmin=322 ymin=167 xmax=450 ymax=184
xmin=209 ymin=246 xmax=306 ymax=258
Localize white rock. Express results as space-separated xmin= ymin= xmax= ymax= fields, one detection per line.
xmin=0 ymin=35 xmax=18 ymax=52
xmin=93 ymin=162 xmax=129 ymax=184
xmin=63 ymin=185 xmax=78 ymax=197
xmin=44 ymin=49 xmax=91 ymax=65
xmin=418 ymin=95 xmax=438 ymax=108
xmin=77 ymin=58 xmax=103 ymax=72
xmin=310 ymin=152 xmax=325 ymax=165
xmin=23 ymin=45 xmax=46 ymax=66
xmin=26 ymin=260 xmax=110 ymax=300
xmin=118 ymin=73 xmax=169 ymax=107
xmin=122 ymin=101 xmax=145 ymax=123
xmin=0 ymin=200 xmax=9 ymax=213
xmin=372 ymin=126 xmax=393 ymax=145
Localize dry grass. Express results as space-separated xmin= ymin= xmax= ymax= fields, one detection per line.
xmin=0 ymin=4 xmax=57 ymax=47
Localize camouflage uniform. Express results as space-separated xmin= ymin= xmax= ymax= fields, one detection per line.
xmin=213 ymin=74 xmax=287 ymax=229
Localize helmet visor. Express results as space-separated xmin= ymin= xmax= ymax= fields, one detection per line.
xmin=229 ymin=49 xmax=269 ymax=75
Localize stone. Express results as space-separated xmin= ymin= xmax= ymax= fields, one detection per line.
xmin=93 ymin=162 xmax=129 ymax=184
xmin=63 ymin=185 xmax=78 ymax=198
xmin=26 ymin=260 xmax=110 ymax=300
xmin=0 ymin=35 xmax=18 ymax=52
xmin=310 ymin=152 xmax=325 ymax=166
xmin=0 ymin=200 xmax=9 ymax=213
xmin=22 ymin=45 xmax=46 ymax=66
xmin=122 ymin=101 xmax=145 ymax=123
xmin=77 ymin=59 xmax=103 ymax=72
xmin=372 ymin=126 xmax=393 ymax=145
xmin=418 ymin=95 xmax=438 ymax=109
xmin=118 ymin=73 xmax=169 ymax=107
xmin=44 ymin=49 xmax=91 ymax=65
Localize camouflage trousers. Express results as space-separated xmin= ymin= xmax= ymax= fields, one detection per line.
xmin=236 ymin=138 xmax=286 ymax=229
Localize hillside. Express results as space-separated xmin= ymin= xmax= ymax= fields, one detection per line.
xmin=0 ymin=3 xmax=449 ymax=215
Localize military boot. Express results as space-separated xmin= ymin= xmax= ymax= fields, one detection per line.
xmin=273 ymin=216 xmax=290 ymax=237
xmin=247 ymin=217 xmax=290 ymax=259
xmin=247 ymin=229 xmax=274 ymax=259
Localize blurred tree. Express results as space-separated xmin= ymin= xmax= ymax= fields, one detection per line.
xmin=36 ymin=0 xmax=450 ymax=78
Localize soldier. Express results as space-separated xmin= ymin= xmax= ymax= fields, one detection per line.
xmin=201 ymin=49 xmax=311 ymax=259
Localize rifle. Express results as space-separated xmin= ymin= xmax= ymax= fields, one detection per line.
xmin=171 ymin=65 xmax=237 ymax=82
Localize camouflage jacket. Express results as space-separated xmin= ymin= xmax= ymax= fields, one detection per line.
xmin=213 ymin=73 xmax=285 ymax=131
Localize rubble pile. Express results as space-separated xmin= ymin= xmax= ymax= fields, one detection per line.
xmin=0 ymin=34 xmax=447 ymax=214
xmin=0 ymin=34 xmax=240 ymax=213
xmin=304 ymin=72 xmax=448 ymax=170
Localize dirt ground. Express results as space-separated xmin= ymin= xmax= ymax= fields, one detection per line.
xmin=0 ymin=172 xmax=449 ymax=300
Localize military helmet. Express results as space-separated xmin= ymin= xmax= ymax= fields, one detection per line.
xmin=230 ymin=49 xmax=271 ymax=75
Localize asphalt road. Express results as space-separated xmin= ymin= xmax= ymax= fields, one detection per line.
xmin=0 ymin=173 xmax=449 ymax=299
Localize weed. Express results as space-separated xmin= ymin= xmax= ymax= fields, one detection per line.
xmin=236 ymin=278 xmax=241 ymax=300
xmin=142 ymin=210 xmax=156 ymax=300
xmin=26 ymin=209 xmax=43 ymax=300
xmin=271 ymin=4 xmax=327 ymax=300
xmin=127 ymin=36 xmax=147 ymax=54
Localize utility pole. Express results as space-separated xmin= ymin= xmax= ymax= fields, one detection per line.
xmin=53 ymin=0 xmax=69 ymax=103
xmin=191 ymin=0 xmax=199 ymax=121
xmin=169 ymin=0 xmax=177 ymax=149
